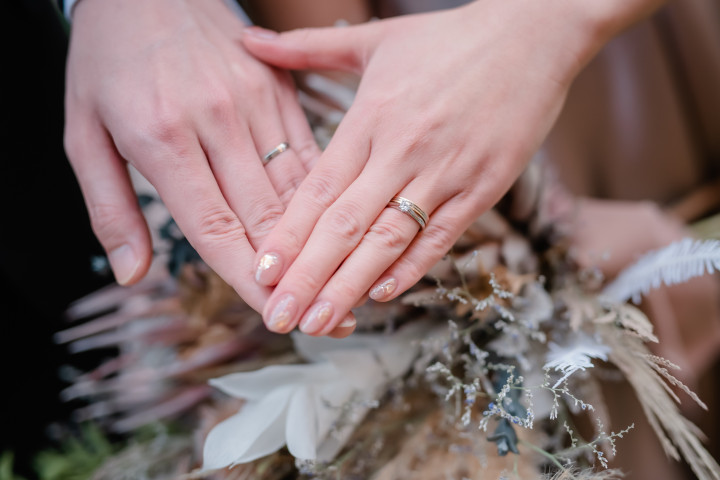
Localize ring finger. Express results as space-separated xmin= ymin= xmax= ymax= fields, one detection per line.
xmin=252 ymin=79 xmax=316 ymax=207
xmin=197 ymin=97 xmax=304 ymax=249
xmin=297 ymin=187 xmax=436 ymax=336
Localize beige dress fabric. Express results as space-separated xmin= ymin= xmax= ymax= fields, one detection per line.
xmin=545 ymin=0 xmax=720 ymax=205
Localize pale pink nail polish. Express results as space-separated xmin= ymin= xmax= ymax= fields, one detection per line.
xmin=338 ymin=314 xmax=357 ymax=329
xmin=255 ymin=253 xmax=280 ymax=284
xmin=369 ymin=278 xmax=397 ymax=301
xmin=300 ymin=302 xmax=333 ymax=334
xmin=267 ymin=294 xmax=297 ymax=332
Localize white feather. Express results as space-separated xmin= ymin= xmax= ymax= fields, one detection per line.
xmin=602 ymin=238 xmax=720 ymax=303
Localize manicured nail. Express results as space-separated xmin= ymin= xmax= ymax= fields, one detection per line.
xmin=369 ymin=278 xmax=397 ymax=301
xmin=255 ymin=253 xmax=280 ymax=284
xmin=267 ymin=294 xmax=297 ymax=332
xmin=338 ymin=314 xmax=357 ymax=329
xmin=108 ymin=244 xmax=139 ymax=285
xmin=244 ymin=26 xmax=279 ymax=40
xmin=300 ymin=302 xmax=334 ymax=334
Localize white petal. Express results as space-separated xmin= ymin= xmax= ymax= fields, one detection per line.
xmin=201 ymin=386 xmax=293 ymax=470
xmin=209 ymin=362 xmax=336 ymax=400
xmin=285 ymin=386 xmax=318 ymax=460
xmin=292 ymin=322 xmax=428 ymax=370
xmin=291 ymin=332 xmax=369 ymax=362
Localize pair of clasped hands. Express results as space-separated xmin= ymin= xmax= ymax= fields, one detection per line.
xmin=64 ymin=0 xmax=653 ymax=338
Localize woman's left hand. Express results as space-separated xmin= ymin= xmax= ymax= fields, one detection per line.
xmin=242 ymin=0 xmax=621 ymax=337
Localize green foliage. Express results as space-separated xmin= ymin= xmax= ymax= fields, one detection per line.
xmin=33 ymin=424 xmax=115 ymax=480
xmin=0 ymin=452 xmax=27 ymax=480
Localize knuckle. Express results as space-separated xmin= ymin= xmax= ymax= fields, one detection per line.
xmin=323 ymin=202 xmax=365 ymax=242
xmin=328 ymin=278 xmax=363 ymax=304
xmin=279 ymin=229 xmax=304 ymax=255
xmin=116 ymin=117 xmax=185 ymax=161
xmin=301 ymin=173 xmax=339 ymax=211
xmin=193 ymin=205 xmax=246 ymax=251
xmin=421 ymin=222 xmax=456 ymax=257
xmin=116 ymin=120 xmax=195 ymax=170
xmin=236 ymin=65 xmax=273 ymax=98
xmin=289 ymin=268 xmax=324 ymax=294
xmin=366 ymin=221 xmax=409 ymax=251
xmin=204 ymin=87 xmax=236 ymax=124
xmin=398 ymin=122 xmax=434 ymax=156
xmin=292 ymin=138 xmax=322 ymax=166
xmin=145 ymin=112 xmax=187 ymax=147
xmin=245 ymin=76 xmax=268 ymax=98
xmin=245 ymin=202 xmax=284 ymax=235
xmin=396 ymin=255 xmax=426 ymax=284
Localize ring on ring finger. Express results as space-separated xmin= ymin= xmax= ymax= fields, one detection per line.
xmin=263 ymin=141 xmax=290 ymax=165
xmin=296 ymin=192 xmax=433 ymax=336
xmin=387 ymin=195 xmax=429 ymax=230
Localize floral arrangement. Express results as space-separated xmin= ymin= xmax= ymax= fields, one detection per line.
xmin=10 ymin=76 xmax=720 ymax=480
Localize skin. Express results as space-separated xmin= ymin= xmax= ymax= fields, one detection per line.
xmin=65 ymin=0 xmax=666 ymax=339
xmin=243 ymin=0 xmax=666 ymax=337
xmin=64 ymin=0 xmax=321 ymax=313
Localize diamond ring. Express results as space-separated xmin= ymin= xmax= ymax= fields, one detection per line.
xmin=387 ymin=196 xmax=428 ymax=230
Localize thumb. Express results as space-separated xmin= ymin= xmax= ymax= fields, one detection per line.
xmin=242 ymin=24 xmax=380 ymax=74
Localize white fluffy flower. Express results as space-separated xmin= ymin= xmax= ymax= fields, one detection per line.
xmin=201 ymin=325 xmax=426 ymax=470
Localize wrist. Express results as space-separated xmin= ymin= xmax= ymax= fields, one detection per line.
xmin=462 ymin=0 xmax=666 ymax=82
xmin=546 ymin=0 xmax=668 ymax=71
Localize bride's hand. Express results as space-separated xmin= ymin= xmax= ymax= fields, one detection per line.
xmin=242 ymin=0 xmax=656 ymax=336
xmin=64 ymin=0 xmax=319 ymax=312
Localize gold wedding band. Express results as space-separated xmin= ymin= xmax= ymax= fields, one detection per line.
xmin=263 ymin=142 xmax=289 ymax=165
xmin=387 ymin=196 xmax=429 ymax=230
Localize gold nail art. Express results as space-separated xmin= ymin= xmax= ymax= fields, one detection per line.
xmin=256 ymin=253 xmax=279 ymax=282
xmin=268 ymin=295 xmax=295 ymax=331
xmin=301 ymin=302 xmax=333 ymax=333
xmin=369 ymin=278 xmax=397 ymax=300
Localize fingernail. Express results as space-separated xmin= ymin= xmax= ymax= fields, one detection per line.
xmin=244 ymin=26 xmax=279 ymax=40
xmin=339 ymin=314 xmax=357 ymax=329
xmin=255 ymin=253 xmax=281 ymax=284
xmin=108 ymin=244 xmax=139 ymax=285
xmin=267 ymin=294 xmax=297 ymax=332
xmin=300 ymin=302 xmax=334 ymax=334
xmin=369 ymin=278 xmax=397 ymax=301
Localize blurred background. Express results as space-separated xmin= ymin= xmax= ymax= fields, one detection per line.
xmin=2 ymin=1 xmax=719 ymax=479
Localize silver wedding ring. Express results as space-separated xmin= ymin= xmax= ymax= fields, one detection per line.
xmin=387 ymin=196 xmax=429 ymax=230
xmin=263 ymin=142 xmax=289 ymax=165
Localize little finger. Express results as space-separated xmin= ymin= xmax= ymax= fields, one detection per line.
xmin=368 ymin=195 xmax=481 ymax=302
xmin=326 ymin=313 xmax=358 ymax=339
